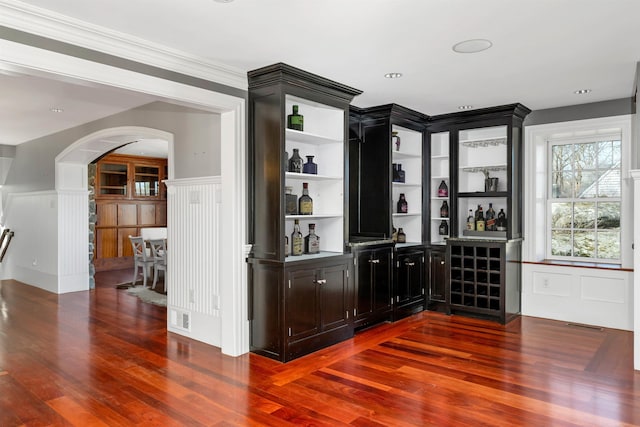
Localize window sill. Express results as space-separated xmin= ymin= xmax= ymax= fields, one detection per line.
xmin=522 ymin=259 xmax=632 ymax=272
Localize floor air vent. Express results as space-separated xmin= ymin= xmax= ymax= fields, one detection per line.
xmin=566 ymin=322 xmax=603 ymax=331
xmin=170 ymin=309 xmax=191 ymax=331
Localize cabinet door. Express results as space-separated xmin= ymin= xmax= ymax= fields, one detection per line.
xmin=429 ymin=247 xmax=447 ymax=303
xmin=355 ymin=250 xmax=373 ymax=318
xmin=320 ymin=263 xmax=349 ymax=332
xmin=287 ymin=268 xmax=320 ymax=342
xmin=372 ymin=247 xmax=393 ymax=313
xmin=397 ymin=250 xmax=424 ymax=304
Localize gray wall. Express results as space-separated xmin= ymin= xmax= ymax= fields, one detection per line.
xmin=524 ymin=98 xmax=634 ymax=126
xmin=2 ymin=101 xmax=221 ymax=197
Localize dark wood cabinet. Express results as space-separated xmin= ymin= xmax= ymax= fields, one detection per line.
xmin=427 ymin=245 xmax=447 ymax=312
xmin=247 ymin=63 xmax=362 ymax=362
xmin=352 ymin=244 xmax=394 ymax=330
xmin=447 ymin=239 xmax=521 ymax=323
xmin=394 ymin=245 xmax=426 ymax=320
xmin=426 ymin=104 xmax=530 ymax=323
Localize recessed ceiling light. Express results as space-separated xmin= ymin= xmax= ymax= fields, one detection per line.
xmin=384 ymin=72 xmax=403 ymax=79
xmin=50 ymin=107 xmax=64 ymax=113
xmin=452 ymin=39 xmax=493 ymax=54
xmin=574 ymin=89 xmax=592 ymax=94
xmin=458 ymin=105 xmax=473 ymax=110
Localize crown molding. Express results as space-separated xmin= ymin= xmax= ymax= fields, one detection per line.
xmin=0 ymin=0 xmax=247 ymax=90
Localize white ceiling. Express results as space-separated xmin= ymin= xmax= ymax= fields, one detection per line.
xmin=2 ymin=0 xmax=640 ymax=146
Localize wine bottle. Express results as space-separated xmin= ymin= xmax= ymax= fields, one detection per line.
xmin=467 ymin=209 xmax=475 ymax=231
xmin=291 ymin=220 xmax=303 ymax=256
xmin=438 ymin=180 xmax=448 ymax=197
xmin=304 ymin=223 xmax=320 ymax=254
xmin=486 ymin=203 xmax=496 ymax=231
xmin=397 ymin=193 xmax=408 ymax=214
xmin=439 ymin=220 xmax=449 ymax=236
xmin=302 ymin=155 xmax=317 ymax=174
xmin=440 ymin=200 xmax=449 ymax=218
xmin=287 ymin=105 xmax=304 ymax=131
xmin=397 ymin=227 xmax=406 ymax=243
xmin=298 ymin=182 xmax=313 ymax=215
xmin=476 ymin=205 xmax=485 ymax=232
xmin=288 ymin=148 xmax=303 ymax=173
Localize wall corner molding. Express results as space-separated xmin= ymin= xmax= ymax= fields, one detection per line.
xmin=0 ymin=0 xmax=247 ymax=90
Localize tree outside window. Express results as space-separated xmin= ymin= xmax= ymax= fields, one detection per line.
xmin=549 ymin=139 xmax=621 ymax=261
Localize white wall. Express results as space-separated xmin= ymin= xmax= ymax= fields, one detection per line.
xmin=523 ymin=115 xmax=634 ymax=331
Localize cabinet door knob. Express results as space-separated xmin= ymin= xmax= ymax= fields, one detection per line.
xmin=315 ymin=279 xmax=327 ymax=285
xmin=440 ymin=261 xmax=445 ymax=265
xmin=369 ymin=259 xmax=380 ymax=264
xmin=405 ymin=262 xmax=415 ymax=267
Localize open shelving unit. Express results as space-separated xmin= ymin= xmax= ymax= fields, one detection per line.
xmin=429 ymin=131 xmax=450 ymax=245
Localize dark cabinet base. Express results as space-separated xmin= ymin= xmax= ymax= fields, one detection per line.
xmin=394 ymin=245 xmax=426 ymax=320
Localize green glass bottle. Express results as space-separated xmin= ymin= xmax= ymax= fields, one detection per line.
xmin=287 ymin=105 xmax=304 ymax=131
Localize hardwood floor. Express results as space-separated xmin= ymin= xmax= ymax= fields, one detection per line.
xmin=1 ymin=274 xmax=639 ymax=426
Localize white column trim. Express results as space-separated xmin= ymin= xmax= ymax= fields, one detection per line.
xmin=630 ymin=169 xmax=640 ymax=371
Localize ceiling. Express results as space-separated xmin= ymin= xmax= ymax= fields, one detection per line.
xmin=2 ymin=0 xmax=640 ymax=146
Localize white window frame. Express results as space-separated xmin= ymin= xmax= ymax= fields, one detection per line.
xmin=546 ymin=134 xmax=622 ymax=262
xmin=523 ymin=115 xmax=633 ymax=268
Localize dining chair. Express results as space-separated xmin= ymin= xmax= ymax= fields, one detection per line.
xmin=149 ymin=238 xmax=167 ymax=293
xmin=129 ymin=235 xmax=154 ymax=287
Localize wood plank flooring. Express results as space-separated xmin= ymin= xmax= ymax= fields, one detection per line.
xmin=0 ymin=272 xmax=639 ymax=426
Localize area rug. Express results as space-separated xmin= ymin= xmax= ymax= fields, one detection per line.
xmin=125 ymin=286 xmax=167 ymax=307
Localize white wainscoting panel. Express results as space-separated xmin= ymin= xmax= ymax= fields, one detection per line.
xmin=57 ymin=190 xmax=89 ymax=293
xmin=523 ymin=263 xmax=633 ymax=330
xmin=165 ymin=176 xmax=222 ymax=347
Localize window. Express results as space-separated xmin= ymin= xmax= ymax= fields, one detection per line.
xmin=548 ymin=137 xmax=621 ymax=261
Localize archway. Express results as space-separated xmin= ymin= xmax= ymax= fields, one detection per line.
xmin=56 ymin=126 xmax=174 ymax=290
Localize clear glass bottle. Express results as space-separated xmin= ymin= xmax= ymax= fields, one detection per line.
xmin=440 ymin=200 xmax=449 ymax=218
xmin=298 ymin=182 xmax=313 ymax=215
xmin=304 ymin=223 xmax=320 ymax=254
xmin=397 ymin=193 xmax=408 ymax=214
xmin=397 ymin=227 xmax=406 ymax=243
xmin=302 ymin=155 xmax=317 ymax=174
xmin=438 ymin=180 xmax=448 ymax=197
xmin=284 ymin=235 xmax=289 ymax=257
xmin=288 ymin=148 xmax=303 ymax=173
xmin=287 ymin=104 xmax=304 ymax=131
xmin=291 ymin=220 xmax=303 ymax=256
xmin=439 ymin=220 xmax=449 ymax=236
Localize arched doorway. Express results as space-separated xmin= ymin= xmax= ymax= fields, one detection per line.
xmin=56 ymin=126 xmax=174 ymax=289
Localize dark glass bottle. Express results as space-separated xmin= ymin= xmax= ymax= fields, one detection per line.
xmin=397 ymin=227 xmax=406 ymax=243
xmin=438 ymin=180 xmax=448 ymax=197
xmin=302 ymin=155 xmax=317 ymax=174
xmin=288 ymin=148 xmax=303 ymax=173
xmin=485 ymin=203 xmax=496 ymax=231
xmin=439 ymin=220 xmax=449 ymax=236
xmin=304 ymin=223 xmax=320 ymax=254
xmin=396 ymin=164 xmax=405 ymax=183
xmin=476 ymin=205 xmax=485 ymax=232
xmin=291 ymin=220 xmax=303 ymax=256
xmin=392 ymin=163 xmax=399 ymax=182
xmin=298 ymin=182 xmax=313 ymax=215
xmin=440 ymin=200 xmax=449 ymax=218
xmin=496 ymin=209 xmax=507 ymax=231
xmin=287 ymin=105 xmax=304 ymax=131
xmin=397 ymin=193 xmax=408 ymax=214
xmin=285 ymin=186 xmax=298 ymax=215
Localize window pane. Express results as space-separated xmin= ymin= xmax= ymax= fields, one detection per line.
xmin=551 ymin=202 xmax=572 ymax=228
xmin=551 ymin=230 xmax=572 ymax=256
xmin=552 ymin=145 xmax=573 ymax=172
xmin=598 ymin=140 xmax=614 ymax=168
xmin=551 ymin=172 xmax=573 ymax=198
xmin=596 ymin=169 xmax=621 ymax=197
xmin=612 ymin=140 xmax=621 ymax=164
xmin=574 ymin=142 xmax=598 ymax=171
xmin=597 ymin=202 xmax=620 ymax=229
xmin=573 ymin=202 xmax=595 ymax=229
xmin=573 ymin=231 xmax=595 ymax=258
xmin=597 ymin=231 xmax=620 ymax=259
xmin=575 ymin=170 xmax=598 ymax=198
